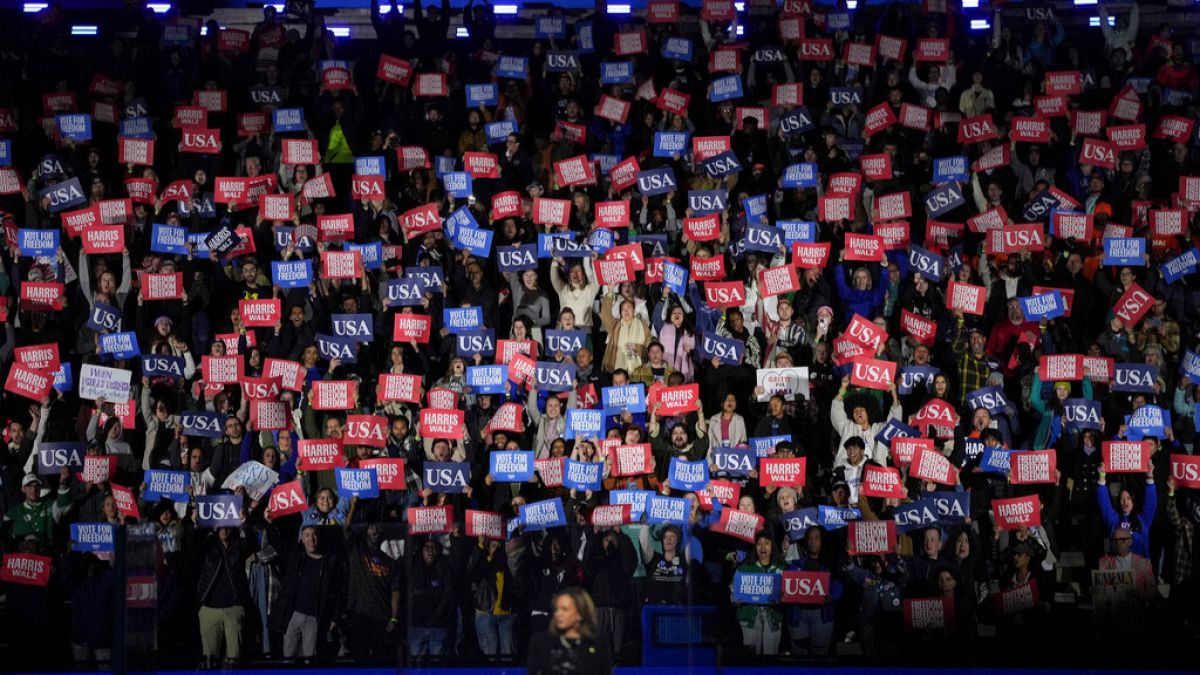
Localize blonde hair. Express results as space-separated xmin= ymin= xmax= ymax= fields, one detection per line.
xmin=550 ymin=587 xmax=597 ymax=640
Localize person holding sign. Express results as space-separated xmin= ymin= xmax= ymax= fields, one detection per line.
xmin=1029 ymin=372 xmax=1094 ymax=450
xmin=733 ymin=532 xmax=784 ymax=655
xmin=831 ymin=376 xmax=902 ymax=466
xmin=1097 ymin=466 xmax=1157 ymax=559
xmin=785 ymin=526 xmax=842 ymax=656
xmin=649 ymin=400 xmax=709 ymax=485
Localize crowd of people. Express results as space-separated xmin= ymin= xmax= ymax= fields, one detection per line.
xmin=0 ymin=0 xmax=1199 ymax=670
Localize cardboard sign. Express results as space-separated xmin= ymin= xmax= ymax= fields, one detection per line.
xmin=909 ymin=447 xmax=958 ymax=486
xmin=780 ymin=570 xmax=830 ymax=605
xmin=408 ymin=505 xmax=454 ymax=534
xmin=712 ymin=508 xmax=765 ymax=544
xmin=850 ymin=357 xmax=896 ymax=391
xmin=611 ymin=443 xmax=653 ymax=477
xmin=945 ymin=281 xmax=986 ymax=316
xmin=903 ymin=596 xmax=953 ymax=630
xmin=653 ymin=384 xmax=700 ymax=416
xmin=759 ymin=458 xmax=807 ymax=488
xmin=0 ymin=554 xmax=52 ymax=587
xmin=1112 ymin=283 xmax=1153 ymax=326
xmin=991 ymin=494 xmax=1041 ymax=530
xmin=861 ymin=464 xmax=905 ymax=499
xmin=1170 ymin=454 xmax=1200 ymax=489
xmin=420 ymin=409 xmax=465 ymax=440
xmin=1102 ymin=440 xmax=1151 ymax=473
xmin=847 ymin=520 xmax=896 ymax=555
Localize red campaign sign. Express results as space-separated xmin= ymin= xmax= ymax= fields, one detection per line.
xmin=987 ymin=223 xmax=1045 ymax=255
xmin=843 ymin=42 xmax=877 ymax=68
xmin=311 ymin=380 xmax=355 ymax=410
xmin=656 ymin=88 xmax=690 ymax=117
xmin=653 ymin=383 xmax=700 ymax=416
xmin=863 ymin=103 xmax=896 ymax=137
xmin=124 ymin=178 xmax=157 ymax=204
xmin=408 ymin=505 xmax=454 ymax=535
xmin=557 ymin=120 xmax=587 ymax=145
xmin=496 ymin=339 xmax=538 ymax=364
xmin=430 ymin=389 xmax=463 ymax=410
xmin=818 ymin=196 xmax=853 ymax=222
xmin=898 ymin=103 xmax=932 ymax=131
xmin=298 ymin=439 xmax=345 ymax=470
xmin=376 ymin=55 xmax=414 ymax=86
xmin=249 ymin=400 xmax=289 ymax=431
xmin=463 ymin=151 xmax=500 ymax=178
xmin=21 ymin=282 xmax=65 ymax=311
xmin=703 ymin=479 xmax=741 ymax=508
xmin=606 ymin=243 xmax=645 ymax=271
xmin=266 ymin=480 xmax=308 ymax=517
xmin=1150 ymin=209 xmax=1187 ymax=237
xmin=378 ymin=373 xmax=423 ymax=403
xmin=1010 ymin=116 xmax=1050 ymax=143
xmin=264 ymin=359 xmax=306 ymax=392
xmin=1009 ymin=450 xmax=1057 ymax=485
xmin=900 ymin=309 xmax=937 ymax=346
xmin=611 ymin=443 xmax=653 ymax=477
xmin=317 ymin=213 xmax=354 ymax=241
xmin=111 ymin=483 xmax=140 ymax=518
xmin=351 ymin=174 xmax=385 ymax=200
xmin=180 ymin=128 xmax=221 ymax=154
xmin=466 ymin=510 xmax=506 ymax=540
xmin=172 ymin=105 xmax=207 ymax=128
xmin=735 ymin=107 xmax=767 ymax=131
xmin=781 ymin=570 xmax=831 ymax=605
xmin=594 ymin=201 xmax=630 ymax=228
xmin=891 ymin=436 xmax=933 ymax=465
xmin=487 ymin=402 xmax=526 ymax=434
xmin=875 ymin=34 xmax=907 ymax=62
xmin=1038 ymin=354 xmax=1084 ymax=381
xmin=217 ymin=28 xmax=250 ymax=52
xmin=533 ymin=198 xmax=571 ymax=227
xmin=1045 ymin=70 xmax=1083 ymax=96
xmin=972 ymin=144 xmax=1009 ymax=172
xmin=401 ymin=202 xmax=441 ymax=238
xmin=909 ymin=446 xmax=958 ymax=486
xmin=535 ymin=458 xmax=565 ymax=487
xmin=345 ymin=414 xmax=387 ymax=448
xmin=850 ymin=357 xmax=896 ymax=391
xmin=14 ymin=344 xmax=60 ymax=372
xmin=554 ymin=155 xmax=597 ymax=187
xmin=81 ymin=225 xmax=125 ymax=254
xmin=1070 ymin=110 xmax=1106 ymax=137
xmin=420 ymin=408 xmax=465 ymax=440
xmin=759 ymin=458 xmax=807 ymax=488
xmin=397 ymin=146 xmax=431 ymax=171
xmin=506 ymin=354 xmax=537 ymax=388
xmin=832 ymin=335 xmax=868 ymax=367
xmin=159 ymin=180 xmax=193 ymax=205
xmin=5 ymin=364 xmax=54 ymax=401
xmin=259 ymin=194 xmax=294 ymax=222
xmin=861 ymin=154 xmax=894 ymax=182
xmin=358 ymin=459 xmax=406 ymax=490
xmin=193 ymin=89 xmax=228 ymax=113
xmin=704 ymin=281 xmax=746 ymax=309
xmin=1033 ymin=95 xmax=1068 ymax=118
xmin=957 ymin=114 xmax=999 ymax=144
xmin=709 ymin=48 xmax=741 ymax=74
xmin=791 ymin=242 xmax=831 ymax=269
xmin=238 ymin=112 xmax=268 ymax=137
xmin=876 ymin=222 xmax=910 ymax=251
xmin=757 ymin=265 xmax=800 ymax=298
xmin=797 ymin=38 xmax=833 ymax=61
xmin=1107 ymin=124 xmax=1146 ymax=151
xmin=241 ymin=376 xmax=282 ymax=401
xmin=91 ymin=73 xmax=122 ymax=97
xmin=609 ymin=156 xmax=641 ymax=192
xmin=1108 ymin=88 xmax=1142 ymax=122
xmin=98 ymin=198 xmax=132 ymax=225
xmin=594 ymin=258 xmax=633 ymax=286
xmin=0 ymin=167 xmax=22 ymax=195
xmin=1051 ymin=211 xmax=1092 ymax=242
xmin=848 ymin=520 xmax=896 ymax=555
xmin=202 ymin=355 xmax=243 ymax=385
xmin=647 ymin=0 xmax=680 ymax=23
xmin=393 ymin=314 xmax=432 ymax=343
xmin=594 ymin=95 xmax=632 ymax=124
xmin=927 ymin=220 xmax=963 ymax=244
xmin=701 ymin=0 xmax=734 ymax=20
xmin=141 ymin=272 xmax=184 ymax=301
xmin=845 ymin=315 xmax=887 ymax=351
xmin=712 ymin=508 xmax=764 ymax=544
xmin=844 ymin=233 xmax=884 ymax=262
xmin=828 ymin=172 xmax=862 ymax=195
xmin=0 ymin=554 xmax=52 ymax=587
xmin=992 ymin=494 xmax=1042 ymax=530
xmin=281 ymin=139 xmax=320 ymax=166
xmin=945 ymin=281 xmax=986 ymax=315
xmin=914 ymin=38 xmax=949 ymax=62
xmin=614 ymin=31 xmax=648 ymax=56
xmin=590 ymin=504 xmax=632 ymax=527
xmin=903 ymin=596 xmax=954 ymax=631
xmin=1079 ymin=137 xmax=1116 ymax=170
xmin=690 ymin=256 xmax=726 ymax=281
xmin=772 ymin=83 xmax=803 ymax=107
xmin=1170 ymin=454 xmax=1200 ymax=489
xmin=43 ymin=92 xmax=78 ymax=115
xmin=1155 ymin=115 xmax=1195 ymax=142
xmin=1103 ymin=441 xmax=1152 ymax=473
xmin=1113 ymin=283 xmax=1153 ymax=326
xmin=861 ymin=464 xmax=905 ymax=498
xmin=118 ymin=137 xmax=155 ymax=166
xmin=994 ymin=580 xmax=1040 ymax=616
xmin=413 ymin=73 xmax=449 ymax=97
xmin=1179 ymin=177 xmax=1200 ymax=204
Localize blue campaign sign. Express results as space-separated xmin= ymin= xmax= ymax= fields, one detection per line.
xmin=923 ymin=182 xmax=966 ymax=218
xmin=893 ymin=499 xmax=938 ymax=533
xmin=521 ymin=498 xmax=568 ymax=531
xmin=779 ymin=106 xmax=816 ymax=137
xmin=120 ymin=116 xmax=154 ymax=138
xmin=424 ymin=461 xmax=472 ymax=493
xmin=444 ymin=206 xmax=479 ymax=237
xmin=966 ymin=385 xmax=1008 ymax=414
xmin=743 ymin=224 xmax=782 ymax=254
xmin=272 ymin=108 xmax=306 ymax=133
xmin=443 ymin=171 xmax=473 ymax=198
xmin=654 ymin=131 xmax=691 ymax=158
xmin=1161 ymin=248 xmax=1200 ymax=284
xmin=1112 ymin=363 xmax=1158 ymax=393
xmin=688 ymin=189 xmax=728 ymax=216
xmin=663 ymin=262 xmax=689 ymax=297
xmin=780 ymin=220 xmax=818 ymax=247
xmin=600 ymin=61 xmax=635 ymax=84
xmin=593 ymin=153 xmax=620 ymax=175
xmin=272 ymin=259 xmax=313 ymax=288
xmin=817 ymin=505 xmax=861 ymax=530
xmin=749 ymin=435 xmax=791 ymax=457
xmin=40 ymin=177 xmax=87 ymax=213
xmin=586 ymin=228 xmax=615 ymax=255
xmin=1022 ymin=190 xmax=1060 ymax=223
xmin=456 ymin=329 xmax=497 ymax=358
xmin=545 ymin=50 xmax=581 ymax=73
xmin=563 ymin=460 xmax=604 ymax=491
xmin=1181 ymin=349 xmax=1200 ymax=385
xmin=355 ymin=155 xmax=386 ymax=177
xmin=316 ymin=334 xmax=358 ymax=363
xmin=637 ymin=167 xmax=677 ymax=196
xmin=928 ymin=492 xmax=970 ymax=523
xmin=980 ymin=446 xmax=1011 ymax=475
xmin=496 ymin=55 xmax=529 ymax=79
xmin=698 ymin=332 xmax=744 ymax=366
xmin=497 ymin=244 xmax=539 ymax=272
xmin=645 ymin=495 xmax=690 ymax=525
xmin=87 ymin=302 xmax=122 ymax=333
xmin=444 ymin=306 xmax=484 ymax=333
xmin=1127 ymin=405 xmax=1170 ymax=440
xmin=71 ymin=523 xmax=115 ymax=553
xmin=566 ymin=409 xmax=605 ymax=440
xmin=611 ymin=490 xmax=652 ymax=520
xmin=18 ymin=229 xmax=59 ymax=257
xmin=667 ymin=458 xmax=710 ymax=491
xmin=455 ymin=225 xmax=494 ymax=257
xmin=53 ymin=363 xmax=72 ymax=393
xmin=99 ymin=332 xmax=140 ymax=360
xmin=36 ymin=442 xmax=85 ymax=475
xmin=829 ymin=86 xmax=863 ymax=106
xmin=141 ymin=354 xmax=185 ymax=381
xmin=486 ymin=120 xmax=518 ymax=144
xmin=1019 ymin=291 xmax=1065 ymax=320
xmin=407 ymin=266 xmax=445 ymax=294
xmin=535 ymin=15 xmax=566 ymax=38
xmin=57 ymin=113 xmax=92 ymax=141
xmin=535 ymin=362 xmax=577 ymax=392
xmin=782 ymin=163 xmax=819 ymax=188
xmin=782 ymin=507 xmax=821 ymax=540
xmin=897 ymin=365 xmax=939 ymax=396
xmin=711 ymin=446 xmax=757 ymax=476
xmin=744 ymin=194 xmax=769 ymax=223
xmin=1064 ymin=398 xmax=1102 ymax=431
xmin=195 ymin=495 xmax=243 ymax=528
xmin=1103 ymin=237 xmax=1147 ymax=266
xmin=435 ymin=155 xmax=457 ymax=177
xmin=143 ymin=469 xmax=190 ymax=501
xmin=577 ymin=21 xmax=594 ymax=53
xmin=933 ymin=156 xmax=969 ymax=184
xmin=466 ymin=83 xmax=499 ymax=108
xmin=908 ymin=244 xmax=945 ymax=283
xmin=490 ymin=451 xmax=535 ymax=482
xmin=467 ymin=365 xmax=508 ymax=394
xmin=332 ymin=314 xmax=374 ymax=342
xmin=700 ymin=150 xmax=742 ymax=179
xmin=346 ymin=241 xmax=383 ymax=271
xmin=710 ymin=74 xmax=744 ymax=102
xmin=206 ymin=223 xmax=240 ymax=259
xmin=550 ymin=235 xmax=591 ymax=259
xmin=662 ymin=37 xmax=694 ymax=61
xmin=962 ymin=438 xmax=985 ymax=462
xmin=0 ymin=139 xmax=10 ymax=166
xmin=537 ymin=233 xmax=572 ymax=258
xmin=732 ymin=572 xmax=781 ymax=604
xmin=546 ymin=329 xmax=587 ymax=356
xmin=151 ymin=223 xmax=189 ymax=255
xmin=603 ymin=384 xmax=647 ymax=414
xmin=181 ymin=410 xmax=225 ymax=438
xmin=336 ymin=468 xmax=380 ymax=499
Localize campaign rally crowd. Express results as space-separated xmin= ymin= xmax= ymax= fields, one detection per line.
xmin=0 ymin=0 xmax=1199 ymax=670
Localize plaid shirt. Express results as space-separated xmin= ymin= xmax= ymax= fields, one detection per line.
xmin=1165 ymin=492 xmax=1195 ymax=586
xmin=953 ymin=324 xmax=991 ymax=406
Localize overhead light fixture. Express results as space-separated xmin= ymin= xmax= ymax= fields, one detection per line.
xmin=456 ymin=26 xmax=470 ymax=37
xmin=608 ymin=4 xmax=632 ymax=13
xmin=969 ymin=19 xmax=990 ymax=30
xmin=493 ymin=4 xmax=519 ymax=14
xmin=71 ymin=25 xmax=99 ymax=36
xmin=961 ymin=0 xmax=979 ymax=7
xmin=147 ymin=3 xmax=172 ymax=13
xmin=23 ymin=3 xmax=49 ymax=12
xmin=328 ymin=26 xmax=351 ymax=37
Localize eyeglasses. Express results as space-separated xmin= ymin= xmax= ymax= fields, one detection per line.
xmin=1111 ymin=537 xmax=1132 ymax=543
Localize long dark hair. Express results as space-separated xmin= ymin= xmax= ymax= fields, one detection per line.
xmin=549 ymin=587 xmax=598 ymax=640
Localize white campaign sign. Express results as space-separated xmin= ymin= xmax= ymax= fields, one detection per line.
xmin=78 ymin=364 xmax=132 ymax=401
xmin=755 ymin=367 xmax=810 ymax=401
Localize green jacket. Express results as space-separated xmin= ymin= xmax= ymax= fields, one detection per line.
xmin=4 ymin=490 xmax=70 ymax=547
xmin=733 ymin=559 xmax=784 ymax=629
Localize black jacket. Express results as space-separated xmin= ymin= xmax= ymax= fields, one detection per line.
xmin=269 ymin=545 xmax=347 ymax=634
xmin=195 ymin=528 xmax=257 ymax=606
xmin=409 ymin=554 xmax=455 ymax=628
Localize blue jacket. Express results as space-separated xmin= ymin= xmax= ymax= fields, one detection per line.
xmin=834 ymin=263 xmax=887 ymax=321
xmin=1097 ymin=481 xmax=1156 ymax=559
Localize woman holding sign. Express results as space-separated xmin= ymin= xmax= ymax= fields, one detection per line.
xmin=732 ymin=532 xmax=784 ymax=655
